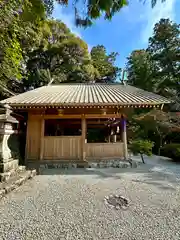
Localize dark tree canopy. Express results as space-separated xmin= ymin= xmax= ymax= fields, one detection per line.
xmin=148 ymin=19 xmax=180 ymax=94
xmin=126 ymin=18 xmax=180 ymax=98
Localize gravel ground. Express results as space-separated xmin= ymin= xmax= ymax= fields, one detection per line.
xmin=0 ymin=161 xmax=180 ymax=240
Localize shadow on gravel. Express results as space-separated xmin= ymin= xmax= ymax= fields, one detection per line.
xmin=39 ymin=164 xmax=180 ymax=191
xmin=39 ymin=168 xmax=121 ymax=179
xmin=132 ymin=177 xmax=177 ymax=191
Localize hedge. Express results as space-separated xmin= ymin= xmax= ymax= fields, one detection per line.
xmin=161 ymin=144 xmax=180 ymax=161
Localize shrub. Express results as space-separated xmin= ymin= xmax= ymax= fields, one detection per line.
xmin=161 ymin=144 xmax=180 ymax=161
xmin=129 ymin=140 xmax=154 ymax=163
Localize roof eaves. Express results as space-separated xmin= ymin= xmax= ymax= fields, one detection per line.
xmin=9 ymin=101 xmax=170 ymax=108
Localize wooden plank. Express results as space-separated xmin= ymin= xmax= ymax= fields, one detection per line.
xmin=26 ymin=114 xmax=41 ymax=160
xmin=43 ymin=136 xmax=81 ymax=160
xmin=86 ymin=142 xmax=124 ymax=159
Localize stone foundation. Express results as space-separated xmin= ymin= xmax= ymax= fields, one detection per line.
xmin=0 ymin=105 xmax=37 ymax=199
xmin=88 ymin=160 xmax=131 ymax=168
xmin=0 ymin=159 xmax=19 ymax=173
xmin=0 ymin=165 xmax=26 ymax=182
xmin=0 ymin=169 xmax=37 ymax=199
xmin=33 ymin=159 xmax=141 ymax=170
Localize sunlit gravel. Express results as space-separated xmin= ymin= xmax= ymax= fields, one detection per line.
xmin=0 ymin=165 xmax=180 ymax=240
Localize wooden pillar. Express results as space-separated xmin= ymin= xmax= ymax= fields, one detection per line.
xmin=113 ymin=132 xmax=117 ymax=143
xmin=113 ymin=125 xmax=119 ymax=143
xmin=81 ymin=116 xmax=86 ymax=161
xmin=121 ymin=117 xmax=128 ymax=160
xmin=39 ymin=117 xmax=44 ymax=161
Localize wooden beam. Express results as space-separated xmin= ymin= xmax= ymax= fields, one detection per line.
xmin=42 ymin=120 xmax=116 ymax=125
xmin=84 ymin=114 xmax=123 ymax=119
xmin=44 ymin=114 xmax=82 ymax=119
xmin=44 ymin=113 xmax=123 ymax=119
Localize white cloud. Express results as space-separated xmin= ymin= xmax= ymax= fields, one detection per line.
xmin=141 ymin=0 xmax=176 ymax=43
xmin=52 ymin=4 xmax=81 ymax=38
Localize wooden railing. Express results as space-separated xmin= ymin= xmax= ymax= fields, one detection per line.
xmin=86 ymin=142 xmax=124 ymax=160
xmin=43 ymin=136 xmax=81 ymax=160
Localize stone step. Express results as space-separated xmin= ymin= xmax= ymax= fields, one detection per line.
xmin=0 ymin=169 xmax=36 ymax=199
xmin=0 ymin=165 xmax=26 ymax=182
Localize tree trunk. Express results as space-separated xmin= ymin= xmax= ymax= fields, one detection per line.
xmin=158 ymin=136 xmax=163 ymax=156
xmin=140 ymin=153 xmax=145 ymax=164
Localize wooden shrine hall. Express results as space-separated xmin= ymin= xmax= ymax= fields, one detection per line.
xmin=1 ymin=83 xmax=170 ymax=166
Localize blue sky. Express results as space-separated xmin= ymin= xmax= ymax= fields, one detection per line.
xmin=53 ymin=0 xmax=180 ymax=69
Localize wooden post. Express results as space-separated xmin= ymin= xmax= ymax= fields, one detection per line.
xmin=113 ymin=132 xmax=117 ymax=143
xmin=25 ymin=115 xmax=30 ymax=164
xmin=81 ymin=115 xmax=86 ymax=161
xmin=40 ymin=117 xmax=44 ymax=161
xmin=121 ymin=117 xmax=128 ymax=160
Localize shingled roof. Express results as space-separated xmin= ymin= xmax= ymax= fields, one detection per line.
xmin=1 ymin=83 xmax=171 ymax=108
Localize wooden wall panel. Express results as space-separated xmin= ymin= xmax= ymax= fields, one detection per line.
xmin=43 ymin=136 xmax=81 ymax=160
xmin=26 ymin=114 xmax=41 ymax=160
xmin=86 ymin=142 xmax=124 ymax=160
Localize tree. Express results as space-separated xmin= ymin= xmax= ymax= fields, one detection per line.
xmin=126 ymin=50 xmax=158 ymax=92
xmin=126 ymin=18 xmax=180 ymax=99
xmin=91 ymin=45 xmax=121 ymax=82
xmin=23 ymin=19 xmax=97 ymax=89
xmin=134 ymin=109 xmax=180 ymax=155
xmin=129 ymin=140 xmax=154 ymax=163
xmin=0 ymin=0 xmax=47 ymax=93
xmin=148 ymin=18 xmax=180 ymax=96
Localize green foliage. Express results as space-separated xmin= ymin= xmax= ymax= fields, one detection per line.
xmin=57 ymin=0 xmax=164 ymax=26
xmin=126 ymin=50 xmax=158 ymax=92
xmin=0 ymin=1 xmax=121 ymax=96
xmin=0 ymin=0 xmax=169 ymax=97
xmin=129 ymin=140 xmax=154 ymax=156
xmin=126 ymin=18 xmax=179 ymax=158
xmin=3 ymin=37 xmax=23 ymax=80
xmin=0 ymin=0 xmax=46 ymax=89
xmin=91 ymin=45 xmax=121 ymax=82
xmin=126 ymin=18 xmax=180 ymax=98
xmin=129 ymin=139 xmax=154 ymax=163
xmin=132 ymin=109 xmax=180 ymax=155
xmin=148 ymin=19 xmax=180 ymax=95
xmin=23 ymin=20 xmax=121 ymax=89
xmin=161 ymin=144 xmax=180 ymax=161
xmin=24 ymin=20 xmax=96 ymax=88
